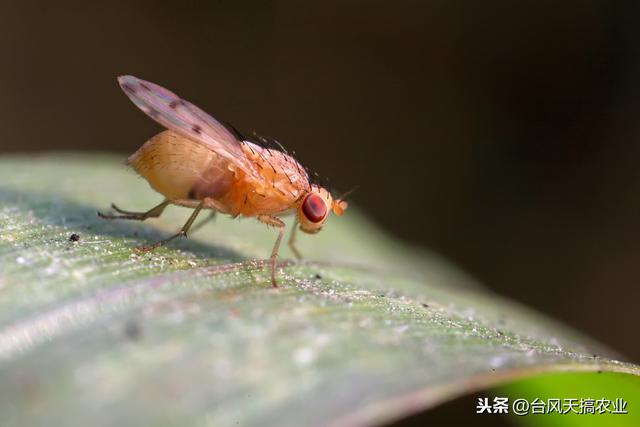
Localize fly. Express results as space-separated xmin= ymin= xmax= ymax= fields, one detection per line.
xmin=99 ymin=75 xmax=348 ymax=287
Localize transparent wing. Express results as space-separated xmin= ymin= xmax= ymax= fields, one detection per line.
xmin=118 ymin=75 xmax=258 ymax=178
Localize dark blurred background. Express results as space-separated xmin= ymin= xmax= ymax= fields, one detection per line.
xmin=1 ymin=0 xmax=639 ymax=370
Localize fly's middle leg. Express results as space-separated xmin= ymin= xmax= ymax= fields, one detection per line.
xmin=258 ymin=215 xmax=286 ymax=287
xmin=189 ymin=210 xmax=217 ymax=234
xmin=288 ymin=220 xmax=303 ymax=260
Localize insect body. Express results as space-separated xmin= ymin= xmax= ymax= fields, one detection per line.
xmin=100 ymin=75 xmax=348 ymax=286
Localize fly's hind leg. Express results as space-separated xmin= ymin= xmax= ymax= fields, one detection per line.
xmin=98 ymin=200 xmax=170 ymax=221
xmin=258 ymin=215 xmax=286 ymax=287
xmin=288 ymin=220 xmax=303 ymax=260
xmin=136 ymin=202 xmax=204 ymax=252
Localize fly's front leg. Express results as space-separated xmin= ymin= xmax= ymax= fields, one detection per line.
xmin=288 ymin=220 xmax=302 ymax=260
xmin=258 ymin=215 xmax=286 ymax=287
xmin=137 ymin=202 xmax=204 ymax=252
xmin=98 ymin=200 xmax=170 ymax=221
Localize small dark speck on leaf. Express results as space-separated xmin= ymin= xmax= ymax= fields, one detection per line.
xmin=421 ymin=303 xmax=429 ymax=308
xmin=378 ymin=294 xmax=386 ymax=298
xmin=315 ymin=273 xmax=322 ymax=279
xmin=69 ymin=233 xmax=80 ymax=242
xmin=124 ymin=320 xmax=143 ymax=340
xmin=497 ymin=330 xmax=504 ymax=336
xmin=597 ymin=370 xmax=603 ymax=374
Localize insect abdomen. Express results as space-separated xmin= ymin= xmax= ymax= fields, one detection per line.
xmin=127 ymin=130 xmax=234 ymax=201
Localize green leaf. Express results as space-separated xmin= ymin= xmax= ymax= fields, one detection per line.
xmin=500 ymin=372 xmax=638 ymax=427
xmin=0 ymin=153 xmax=638 ymax=427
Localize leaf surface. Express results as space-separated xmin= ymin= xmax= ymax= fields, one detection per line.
xmin=0 ymin=153 xmax=638 ymax=426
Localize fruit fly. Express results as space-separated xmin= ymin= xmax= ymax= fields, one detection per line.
xmin=99 ymin=75 xmax=348 ymax=287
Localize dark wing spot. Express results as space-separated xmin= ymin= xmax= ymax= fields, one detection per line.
xmin=169 ymin=100 xmax=179 ymax=109
xmin=192 ymin=124 xmax=202 ymax=134
xmin=147 ymin=107 xmax=159 ymax=117
xmin=139 ymin=83 xmax=151 ymax=91
xmin=121 ymin=83 xmax=136 ymax=94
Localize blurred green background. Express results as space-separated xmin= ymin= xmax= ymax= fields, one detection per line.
xmin=1 ymin=0 xmax=639 ymax=375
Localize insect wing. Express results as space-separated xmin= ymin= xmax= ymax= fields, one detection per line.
xmin=118 ymin=75 xmax=257 ymax=178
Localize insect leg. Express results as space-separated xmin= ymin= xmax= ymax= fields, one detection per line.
xmin=189 ymin=210 xmax=217 ymax=234
xmin=288 ymin=220 xmax=302 ymax=260
xmin=111 ymin=204 xmax=147 ymax=215
xmin=137 ymin=202 xmax=204 ymax=252
xmin=258 ymin=215 xmax=286 ymax=287
xmin=98 ymin=200 xmax=170 ymax=221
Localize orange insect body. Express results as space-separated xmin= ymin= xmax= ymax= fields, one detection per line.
xmin=128 ymin=130 xmax=334 ymax=220
xmin=102 ymin=75 xmax=348 ymax=286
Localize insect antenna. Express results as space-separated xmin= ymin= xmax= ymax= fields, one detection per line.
xmin=335 ymin=185 xmax=360 ymax=201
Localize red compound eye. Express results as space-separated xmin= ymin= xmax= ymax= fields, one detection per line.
xmin=302 ymin=193 xmax=327 ymax=223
